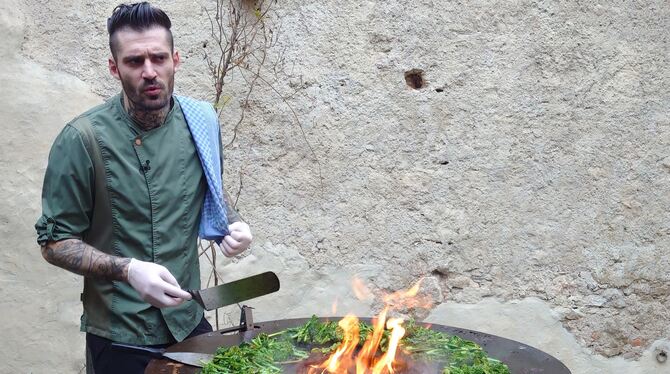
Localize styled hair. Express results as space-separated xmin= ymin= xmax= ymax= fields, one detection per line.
xmin=107 ymin=2 xmax=173 ymax=59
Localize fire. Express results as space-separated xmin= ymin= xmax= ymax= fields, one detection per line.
xmin=307 ymin=279 xmax=429 ymax=374
xmin=320 ymin=316 xmax=359 ymax=372
xmin=372 ymin=318 xmax=405 ymax=374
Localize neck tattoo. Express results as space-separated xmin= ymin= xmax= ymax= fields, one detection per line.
xmin=123 ymin=97 xmax=170 ymax=131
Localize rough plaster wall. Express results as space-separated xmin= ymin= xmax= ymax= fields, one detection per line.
xmin=225 ymin=0 xmax=669 ymax=362
xmin=2 ymin=0 xmax=669 ymax=373
xmin=0 ymin=1 xmax=103 ymax=372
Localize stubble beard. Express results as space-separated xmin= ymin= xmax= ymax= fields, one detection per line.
xmin=121 ymin=74 xmax=175 ymax=130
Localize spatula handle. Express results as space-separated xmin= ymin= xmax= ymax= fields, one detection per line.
xmin=111 ymin=342 xmax=166 ymax=358
xmin=186 ymin=289 xmax=205 ymax=308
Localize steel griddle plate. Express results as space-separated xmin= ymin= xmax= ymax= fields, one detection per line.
xmin=145 ymin=317 xmax=571 ymax=374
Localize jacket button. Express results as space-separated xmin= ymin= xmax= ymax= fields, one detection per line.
xmin=134 ymin=138 xmax=142 ymax=146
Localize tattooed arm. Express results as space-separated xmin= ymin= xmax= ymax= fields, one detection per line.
xmin=41 ymin=239 xmax=129 ymax=281
xmin=41 ymin=239 xmax=191 ymax=307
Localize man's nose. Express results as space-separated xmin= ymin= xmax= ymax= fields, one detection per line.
xmin=141 ymin=61 xmax=157 ymax=80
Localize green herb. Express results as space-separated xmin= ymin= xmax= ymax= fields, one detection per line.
xmin=201 ymin=316 xmax=510 ymax=374
xmin=200 ymin=333 xmax=309 ymax=374
xmin=284 ymin=315 xmax=391 ymax=349
xmin=402 ymin=321 xmax=509 ymax=373
xmin=443 ymin=356 xmax=510 ymax=374
xmin=286 ymin=315 xmax=341 ymax=345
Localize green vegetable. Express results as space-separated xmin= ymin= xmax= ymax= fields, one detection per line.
xmin=200 ymin=333 xmax=308 ymax=374
xmin=201 ymin=316 xmax=510 ymax=374
xmin=401 ymin=320 xmax=508 ymax=373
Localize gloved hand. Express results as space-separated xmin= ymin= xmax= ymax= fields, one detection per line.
xmin=221 ymin=221 xmax=253 ymax=257
xmin=127 ymin=258 xmax=192 ymax=308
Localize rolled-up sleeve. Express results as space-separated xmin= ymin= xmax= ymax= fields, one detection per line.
xmin=36 ymin=124 xmax=94 ymax=245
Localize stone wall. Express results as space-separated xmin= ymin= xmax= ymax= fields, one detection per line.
xmin=1 ymin=1 xmax=668 ymax=373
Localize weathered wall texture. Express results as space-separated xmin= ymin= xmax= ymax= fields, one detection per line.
xmin=1 ymin=1 xmax=668 ymax=373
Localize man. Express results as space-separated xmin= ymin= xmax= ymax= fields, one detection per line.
xmin=35 ymin=3 xmax=252 ymax=373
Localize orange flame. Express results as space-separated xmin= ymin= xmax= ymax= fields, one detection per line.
xmin=308 ymin=279 xmax=432 ymax=373
xmin=382 ymin=278 xmax=432 ymax=310
xmin=371 ymin=318 xmax=405 ymax=374
xmin=356 ymin=308 xmax=388 ymax=371
xmin=313 ymin=315 xmax=359 ymax=373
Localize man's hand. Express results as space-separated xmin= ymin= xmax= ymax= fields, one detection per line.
xmin=127 ymin=259 xmax=192 ymax=308
xmin=221 ymin=221 xmax=253 ymax=257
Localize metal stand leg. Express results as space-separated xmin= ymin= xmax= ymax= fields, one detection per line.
xmin=239 ymin=305 xmax=254 ymax=331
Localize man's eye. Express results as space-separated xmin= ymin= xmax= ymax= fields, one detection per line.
xmin=128 ymin=58 xmax=142 ymax=65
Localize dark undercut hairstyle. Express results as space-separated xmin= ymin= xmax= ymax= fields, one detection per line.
xmin=107 ymin=2 xmax=173 ymax=60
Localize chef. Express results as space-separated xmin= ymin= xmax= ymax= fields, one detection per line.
xmin=35 ymin=2 xmax=252 ymax=373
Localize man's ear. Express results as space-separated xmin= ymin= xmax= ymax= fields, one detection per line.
xmin=109 ymin=57 xmax=121 ymax=80
xmin=173 ymin=51 xmax=181 ymax=72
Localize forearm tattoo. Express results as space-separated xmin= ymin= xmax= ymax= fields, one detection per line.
xmin=41 ymin=239 xmax=130 ymax=281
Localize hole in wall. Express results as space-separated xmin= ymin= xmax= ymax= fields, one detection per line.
xmin=404 ymin=69 xmax=425 ymax=89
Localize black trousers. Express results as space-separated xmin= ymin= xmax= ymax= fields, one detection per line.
xmin=86 ymin=316 xmax=213 ymax=374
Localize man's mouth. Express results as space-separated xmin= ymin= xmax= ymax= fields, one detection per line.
xmin=143 ymin=85 xmax=162 ymax=96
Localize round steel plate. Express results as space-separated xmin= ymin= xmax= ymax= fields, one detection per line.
xmin=145 ymin=317 xmax=571 ymax=374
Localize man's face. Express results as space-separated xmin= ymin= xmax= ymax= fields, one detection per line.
xmin=108 ymin=26 xmax=180 ymax=111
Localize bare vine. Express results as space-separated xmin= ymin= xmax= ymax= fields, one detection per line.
xmin=197 ymin=0 xmax=275 ymax=329
xmin=202 ymin=0 xmax=322 ymax=174
xmin=198 ymin=0 xmax=323 ymax=328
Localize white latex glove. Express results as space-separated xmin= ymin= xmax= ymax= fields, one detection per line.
xmin=221 ymin=221 xmax=253 ymax=257
xmin=127 ymin=258 xmax=192 ymax=308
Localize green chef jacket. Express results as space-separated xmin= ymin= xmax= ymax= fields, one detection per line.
xmin=36 ymin=94 xmax=206 ymax=344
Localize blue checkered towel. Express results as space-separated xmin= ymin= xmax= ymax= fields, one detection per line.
xmin=176 ymin=95 xmax=230 ymax=243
